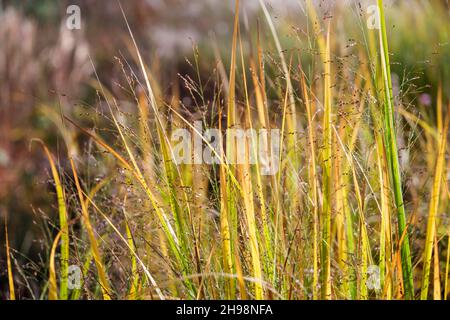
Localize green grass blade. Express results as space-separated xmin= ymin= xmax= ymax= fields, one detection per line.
xmin=377 ymin=0 xmax=414 ymax=299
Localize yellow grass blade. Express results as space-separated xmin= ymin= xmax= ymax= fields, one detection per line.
xmin=32 ymin=139 xmax=69 ymax=300
xmin=420 ymin=106 xmax=450 ymax=299
xmin=444 ymin=234 xmax=450 ymax=300
xmin=238 ymin=153 xmax=264 ymax=299
xmin=4 ymin=214 xmax=15 ymax=300
xmin=321 ymin=22 xmax=333 ymax=300
xmin=49 ymin=231 xmax=62 ymax=300
xmin=433 ymin=234 xmax=441 ymax=300
xmin=300 ymin=72 xmax=320 ymax=299
xmin=70 ymin=158 xmax=112 ymax=300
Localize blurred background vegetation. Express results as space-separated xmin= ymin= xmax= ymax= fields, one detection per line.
xmin=0 ymin=0 xmax=449 ymax=298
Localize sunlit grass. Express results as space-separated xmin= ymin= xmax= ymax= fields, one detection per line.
xmin=4 ymin=0 xmax=449 ymax=300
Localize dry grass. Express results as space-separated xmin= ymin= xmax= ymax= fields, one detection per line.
xmin=3 ymin=0 xmax=450 ymax=300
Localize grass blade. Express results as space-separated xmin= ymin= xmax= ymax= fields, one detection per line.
xmin=32 ymin=139 xmax=69 ymax=300
xmin=70 ymin=158 xmax=112 ymax=299
xmin=4 ymin=214 xmax=15 ymax=300
xmin=377 ymin=0 xmax=414 ymax=298
xmin=321 ymin=22 xmax=333 ymax=300
xmin=49 ymin=231 xmax=62 ymax=300
xmin=420 ymin=106 xmax=450 ymax=299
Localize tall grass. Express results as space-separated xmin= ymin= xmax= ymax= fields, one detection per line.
xmin=32 ymin=140 xmax=69 ymax=300
xmin=4 ymin=214 xmax=15 ymax=300
xmin=6 ymin=0 xmax=449 ymax=300
xmin=376 ymin=0 xmax=414 ymax=298
xmin=420 ymin=104 xmax=450 ymax=299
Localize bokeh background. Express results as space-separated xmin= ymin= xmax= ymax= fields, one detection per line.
xmin=0 ymin=0 xmax=449 ymax=298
